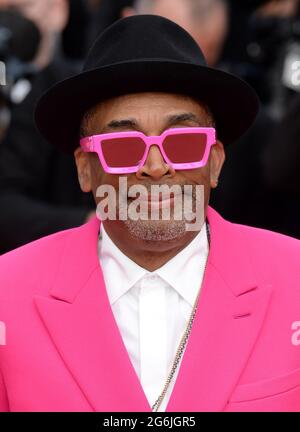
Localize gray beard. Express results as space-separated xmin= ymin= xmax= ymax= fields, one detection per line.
xmin=124 ymin=218 xmax=187 ymax=242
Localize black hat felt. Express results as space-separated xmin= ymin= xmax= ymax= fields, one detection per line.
xmin=35 ymin=14 xmax=259 ymax=153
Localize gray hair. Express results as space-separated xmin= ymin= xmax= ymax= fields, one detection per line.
xmin=80 ymin=105 xmax=98 ymax=138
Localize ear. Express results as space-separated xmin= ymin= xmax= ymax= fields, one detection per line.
xmin=121 ymin=7 xmax=136 ymax=18
xmin=74 ymin=147 xmax=93 ymax=193
xmin=209 ymin=140 xmax=225 ymax=189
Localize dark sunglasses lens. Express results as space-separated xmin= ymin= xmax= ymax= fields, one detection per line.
xmin=101 ymin=137 xmax=145 ymax=167
xmin=162 ymin=133 xmax=207 ymax=164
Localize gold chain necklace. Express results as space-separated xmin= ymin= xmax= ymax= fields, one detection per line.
xmin=151 ymin=222 xmax=210 ymax=412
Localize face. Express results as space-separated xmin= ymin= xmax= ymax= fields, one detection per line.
xmin=75 ymin=92 xmax=225 ymax=252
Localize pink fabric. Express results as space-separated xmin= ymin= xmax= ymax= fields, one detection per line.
xmin=0 ymin=206 xmax=299 ymax=412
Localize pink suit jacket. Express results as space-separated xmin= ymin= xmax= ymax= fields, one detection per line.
xmin=0 ymin=206 xmax=299 ymax=412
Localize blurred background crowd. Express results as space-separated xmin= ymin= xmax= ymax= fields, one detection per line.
xmin=0 ymin=0 xmax=299 ymax=254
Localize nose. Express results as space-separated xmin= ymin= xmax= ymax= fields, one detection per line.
xmin=136 ymin=144 xmax=176 ymax=180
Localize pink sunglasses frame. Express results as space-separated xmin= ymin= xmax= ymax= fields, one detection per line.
xmin=80 ymin=127 xmax=216 ymax=174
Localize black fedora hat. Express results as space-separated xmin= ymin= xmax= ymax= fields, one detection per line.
xmin=34 ymin=14 xmax=259 ymax=154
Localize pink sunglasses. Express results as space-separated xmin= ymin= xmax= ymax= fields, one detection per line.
xmin=80 ymin=127 xmax=216 ymax=174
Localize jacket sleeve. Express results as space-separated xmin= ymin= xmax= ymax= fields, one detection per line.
xmin=0 ymin=368 xmax=9 ymax=412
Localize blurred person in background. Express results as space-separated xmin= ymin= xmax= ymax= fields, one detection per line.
xmin=253 ymin=0 xmax=300 ymax=116
xmin=225 ymin=0 xmax=300 ymax=117
xmin=0 ymin=0 xmax=68 ymax=69
xmin=0 ymin=0 xmax=94 ymax=254
xmin=220 ymin=0 xmax=300 ymax=237
xmin=0 ymin=8 xmax=41 ymax=136
xmin=123 ymin=0 xmax=229 ymax=66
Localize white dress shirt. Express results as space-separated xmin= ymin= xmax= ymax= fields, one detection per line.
xmin=98 ymin=223 xmax=209 ymax=411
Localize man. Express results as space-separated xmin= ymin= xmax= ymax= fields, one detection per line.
xmin=0 ymin=15 xmax=299 ymax=412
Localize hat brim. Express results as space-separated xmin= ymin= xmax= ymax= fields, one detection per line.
xmin=34 ymin=60 xmax=259 ymax=154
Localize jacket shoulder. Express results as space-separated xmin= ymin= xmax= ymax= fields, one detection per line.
xmin=209 ymin=206 xmax=299 ymax=260
xmin=234 ymin=222 xmax=299 ymax=258
xmin=231 ymin=222 xmax=300 ymax=284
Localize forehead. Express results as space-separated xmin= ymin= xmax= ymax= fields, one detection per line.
xmin=89 ymin=92 xmax=209 ymax=120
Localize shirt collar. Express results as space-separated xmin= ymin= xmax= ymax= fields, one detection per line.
xmin=98 ymin=223 xmax=209 ymax=307
xmin=155 ymin=224 xmax=209 ymax=306
xmin=98 ymin=224 xmax=147 ymax=304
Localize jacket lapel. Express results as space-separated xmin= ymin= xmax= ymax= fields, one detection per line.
xmin=165 ymin=207 xmax=273 ymax=411
xmin=34 ymin=218 xmax=151 ymax=412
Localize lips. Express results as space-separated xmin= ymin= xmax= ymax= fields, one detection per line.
xmin=128 ymin=192 xmax=182 ymax=210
